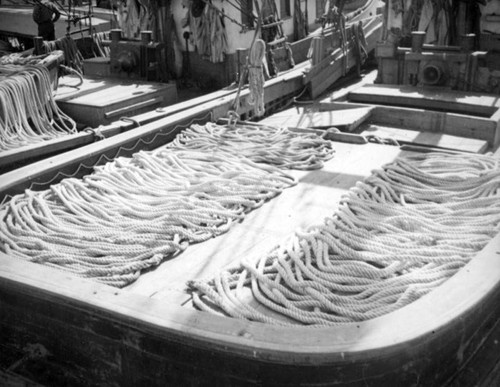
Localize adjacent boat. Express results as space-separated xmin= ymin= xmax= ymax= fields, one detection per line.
xmin=0 ymin=0 xmax=383 ymax=171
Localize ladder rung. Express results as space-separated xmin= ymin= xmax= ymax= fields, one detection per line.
xmin=266 ymin=37 xmax=287 ymax=46
xmin=262 ymin=20 xmax=284 ymax=28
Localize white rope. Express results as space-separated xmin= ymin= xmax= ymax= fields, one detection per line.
xmin=0 ymin=123 xmax=333 ymax=287
xmin=190 ymin=152 xmax=500 ymax=326
xmin=43 ymin=36 xmax=84 ymax=74
xmin=0 ymin=64 xmax=76 ymax=151
xmin=247 ymin=39 xmax=266 ymax=117
xmin=171 ymin=122 xmax=335 ymax=170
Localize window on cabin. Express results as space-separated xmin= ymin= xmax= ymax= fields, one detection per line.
xmin=280 ymin=0 xmax=291 ymax=18
xmin=241 ymin=0 xmax=254 ymax=28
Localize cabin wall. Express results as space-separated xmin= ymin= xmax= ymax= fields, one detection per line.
xmin=171 ymin=0 xmax=323 ymax=86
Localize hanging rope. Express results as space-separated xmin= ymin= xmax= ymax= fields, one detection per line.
xmin=228 ymin=0 xmax=263 ymax=125
xmin=0 ymin=123 xmax=334 ymax=287
xmin=43 ymin=36 xmax=84 ymax=74
xmin=0 ymin=64 xmax=76 ymax=151
xmin=247 ymin=39 xmax=266 ymax=117
xmin=91 ymin=31 xmax=111 ymax=58
xmin=190 ymin=152 xmax=500 ymax=326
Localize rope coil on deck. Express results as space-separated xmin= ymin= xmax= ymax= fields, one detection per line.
xmin=189 ymin=152 xmax=500 ymax=325
xmin=0 ymin=64 xmax=76 ymax=151
xmin=171 ymin=122 xmax=335 ymax=169
xmin=0 ymin=124 xmax=335 ymax=287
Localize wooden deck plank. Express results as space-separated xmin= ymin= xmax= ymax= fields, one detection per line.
xmin=258 ymin=105 xmax=373 ymax=131
xmin=359 ymin=124 xmax=489 ymax=153
xmin=369 ymin=106 xmax=499 ymax=146
xmin=348 ymin=84 xmax=500 ymax=117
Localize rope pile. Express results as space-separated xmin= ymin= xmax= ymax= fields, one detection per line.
xmin=0 ymin=52 xmax=56 ymax=66
xmin=0 ymin=64 xmax=76 ymax=151
xmin=170 ymin=122 xmax=335 ymax=169
xmin=0 ymin=124 xmax=334 ymax=287
xmin=190 ymin=152 xmax=500 ymax=325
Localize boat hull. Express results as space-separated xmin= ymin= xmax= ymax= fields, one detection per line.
xmin=1 ymin=232 xmax=500 ymax=385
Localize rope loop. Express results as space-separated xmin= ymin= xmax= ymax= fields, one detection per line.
xmin=84 ymin=127 xmax=105 ymax=141
xmin=119 ymin=117 xmax=141 ymax=128
xmin=366 ymin=135 xmax=400 ymax=146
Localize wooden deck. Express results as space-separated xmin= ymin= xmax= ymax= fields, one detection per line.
xmin=126 ymin=141 xmax=405 ymax=302
xmin=1 ymin=83 xmax=500 ymax=386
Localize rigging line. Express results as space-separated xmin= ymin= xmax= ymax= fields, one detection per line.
xmin=229 ymin=0 xmax=263 ymax=117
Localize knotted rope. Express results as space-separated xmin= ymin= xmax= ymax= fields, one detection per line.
xmin=0 ymin=124 xmax=334 ymax=287
xmin=190 ymin=152 xmax=500 ymax=326
xmin=0 ymin=64 xmax=76 ymax=151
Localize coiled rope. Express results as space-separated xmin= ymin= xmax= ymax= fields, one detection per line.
xmin=0 ymin=124 xmax=333 ymax=287
xmin=189 ymin=152 xmax=500 ymax=326
xmin=0 ymin=64 xmax=76 ymax=151
xmin=171 ymin=122 xmax=335 ymax=170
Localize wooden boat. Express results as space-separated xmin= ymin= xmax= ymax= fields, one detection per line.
xmin=2 ymin=1 xmax=500 ymax=385
xmin=2 ymin=71 xmax=500 ymax=385
xmin=0 ymin=6 xmax=383 ymax=172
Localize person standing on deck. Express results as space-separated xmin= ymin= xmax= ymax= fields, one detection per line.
xmin=33 ymin=0 xmax=61 ymax=41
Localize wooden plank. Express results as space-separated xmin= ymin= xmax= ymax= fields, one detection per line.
xmin=0 ymin=370 xmax=44 ymax=387
xmin=56 ymin=79 xmax=178 ymax=127
xmin=274 ymin=0 xmax=381 ymax=65
xmin=348 ymin=84 xmax=500 ymax=117
xmin=446 ymin=313 xmax=500 ymax=387
xmin=320 ymin=69 xmax=379 ymax=102
xmin=258 ymin=105 xmax=373 ymax=130
xmin=369 ymin=105 xmax=499 ymax=146
xmin=306 ymin=16 xmax=383 ymax=99
xmin=359 ymin=124 xmax=489 ymax=153
xmin=303 ymin=15 xmax=381 ymax=84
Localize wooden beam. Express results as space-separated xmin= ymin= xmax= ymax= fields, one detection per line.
xmin=304 ymin=16 xmax=383 ymax=99
xmin=369 ymin=106 xmax=499 ymax=146
xmin=348 ymin=84 xmax=500 ymax=118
